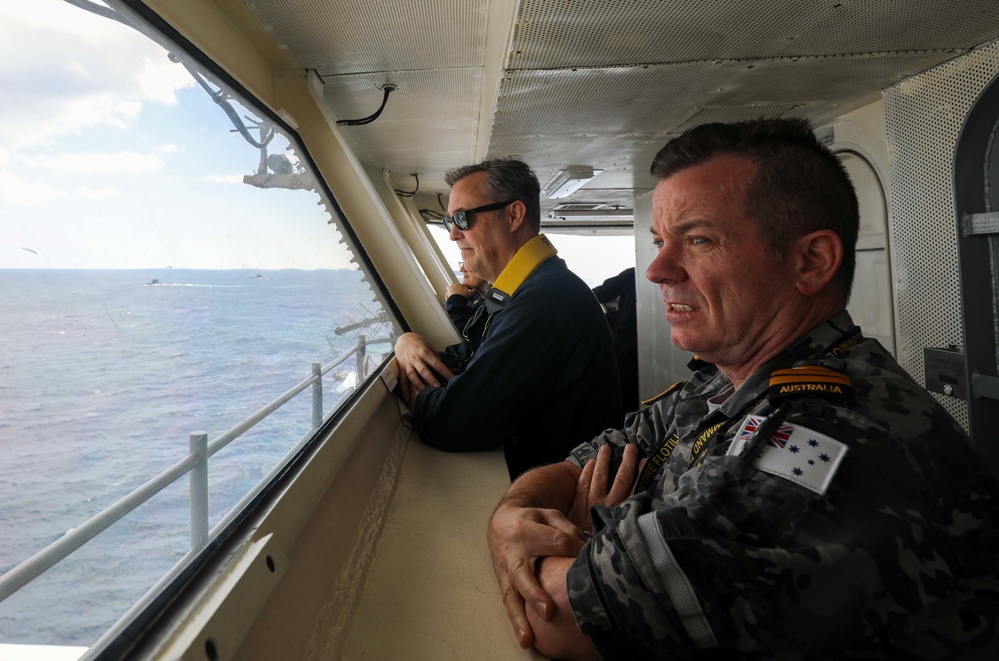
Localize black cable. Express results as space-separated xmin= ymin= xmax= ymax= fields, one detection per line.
xmin=419 ymin=194 xmax=449 ymax=222
xmin=171 ymin=58 xmax=274 ymax=149
xmin=394 ymin=173 xmax=419 ymax=197
xmin=419 ymin=209 xmax=445 ymax=222
xmin=336 ymin=85 xmax=396 ymax=126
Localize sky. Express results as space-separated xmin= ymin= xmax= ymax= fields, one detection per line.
xmin=0 ymin=0 xmax=355 ymax=270
xmin=0 ymin=0 xmax=635 ymax=281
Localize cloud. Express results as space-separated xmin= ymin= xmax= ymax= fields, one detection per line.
xmin=0 ymin=170 xmax=65 ymax=207
xmin=136 ymin=55 xmax=193 ymax=106
xmin=0 ymin=1 xmax=355 ymax=271
xmin=77 ymin=185 xmax=122 ymax=199
xmin=0 ymin=169 xmax=64 ymax=206
xmin=0 ymin=1 xmax=194 ymax=151
xmin=203 ymin=174 xmax=246 ymax=184
xmin=28 ymin=151 xmax=164 ymax=175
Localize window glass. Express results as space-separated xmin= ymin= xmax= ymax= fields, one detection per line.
xmin=428 ymin=224 xmax=636 ymax=287
xmin=0 ymin=0 xmax=401 ymax=646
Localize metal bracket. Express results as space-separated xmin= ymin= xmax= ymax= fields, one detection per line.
xmin=961 ymin=211 xmax=999 ymax=237
xmin=971 ymin=372 xmax=999 ymax=400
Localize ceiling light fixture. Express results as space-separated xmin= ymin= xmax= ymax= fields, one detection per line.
xmin=543 ymin=167 xmax=602 ymax=199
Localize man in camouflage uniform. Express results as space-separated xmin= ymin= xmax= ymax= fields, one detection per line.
xmin=487 ymin=118 xmax=999 ymax=659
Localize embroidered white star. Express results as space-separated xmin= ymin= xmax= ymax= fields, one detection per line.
xmin=728 ymin=417 xmax=850 ymax=494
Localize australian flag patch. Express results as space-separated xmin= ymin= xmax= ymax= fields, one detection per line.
xmin=727 ymin=415 xmax=849 ymax=495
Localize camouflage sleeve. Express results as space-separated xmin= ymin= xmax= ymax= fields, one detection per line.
xmin=566 ymin=402 xmax=999 ymax=659
xmin=566 ymin=394 xmax=680 ymax=469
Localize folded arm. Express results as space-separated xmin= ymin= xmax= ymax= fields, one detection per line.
xmin=527 ymin=556 xmax=599 ymax=661
xmin=488 ymin=444 xmax=641 ymax=654
xmin=488 ymin=461 xmax=585 ymax=649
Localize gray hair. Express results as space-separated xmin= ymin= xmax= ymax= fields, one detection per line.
xmin=445 ymin=157 xmax=541 ymax=233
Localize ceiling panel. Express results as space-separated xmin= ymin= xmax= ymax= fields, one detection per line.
xmin=511 ymin=0 xmax=994 ymax=70
xmin=492 ymin=51 xmax=967 ymax=143
xmin=237 ymin=0 xmax=999 ymax=224
xmin=244 ymin=0 xmax=486 ymax=74
xmin=321 ymin=67 xmax=482 ymax=183
xmin=490 ymin=50 xmax=957 ymax=211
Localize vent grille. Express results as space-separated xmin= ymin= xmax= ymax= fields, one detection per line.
xmin=553 ymin=202 xmax=604 ymax=211
xmin=510 ymin=0 xmax=996 ymax=69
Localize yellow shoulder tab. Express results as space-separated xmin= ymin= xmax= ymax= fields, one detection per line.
xmin=491 ymin=234 xmax=557 ymax=298
xmin=484 ymin=234 xmax=558 ymax=312
xmin=768 ymin=365 xmax=854 ymax=404
xmin=641 ymin=380 xmax=684 ymax=406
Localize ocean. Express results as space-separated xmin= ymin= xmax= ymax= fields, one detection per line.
xmin=0 ymin=268 xmax=396 ymax=646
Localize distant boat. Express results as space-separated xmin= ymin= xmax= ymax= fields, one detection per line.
xmin=143 ymin=278 xmax=160 ymax=286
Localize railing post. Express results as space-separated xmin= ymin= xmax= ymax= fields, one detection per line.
xmin=357 ymin=335 xmax=367 ymax=381
xmin=189 ymin=432 xmax=209 ymax=552
xmin=312 ymin=362 xmax=323 ymax=428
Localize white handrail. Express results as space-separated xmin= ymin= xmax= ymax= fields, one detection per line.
xmin=0 ymin=450 xmax=203 ymax=603
xmin=0 ymin=339 xmax=370 ymax=605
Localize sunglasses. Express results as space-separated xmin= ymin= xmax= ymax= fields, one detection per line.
xmin=442 ymin=199 xmax=516 ymax=231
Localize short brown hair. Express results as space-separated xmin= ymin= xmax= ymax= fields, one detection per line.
xmin=650 ymin=118 xmax=860 ymax=299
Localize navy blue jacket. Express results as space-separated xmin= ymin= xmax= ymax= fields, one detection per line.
xmin=441 ymin=293 xmax=490 ymax=372
xmin=413 ymin=256 xmax=622 ymax=479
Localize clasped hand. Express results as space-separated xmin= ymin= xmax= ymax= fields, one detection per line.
xmin=446 ymin=282 xmax=476 ymax=299
xmin=487 ymin=444 xmax=640 ymax=652
xmin=394 ymin=332 xmax=454 ymax=409
xmin=568 ymin=443 xmax=640 ymax=532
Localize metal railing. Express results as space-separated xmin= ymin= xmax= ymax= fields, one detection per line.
xmin=0 ymin=337 xmax=376 ymax=605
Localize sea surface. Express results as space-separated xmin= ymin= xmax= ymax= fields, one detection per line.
xmin=0 ymin=268 xmax=397 ymax=646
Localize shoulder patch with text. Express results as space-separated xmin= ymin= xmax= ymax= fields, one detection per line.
xmin=768 ymin=365 xmax=854 ymax=405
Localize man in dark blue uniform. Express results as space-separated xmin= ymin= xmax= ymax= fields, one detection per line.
xmin=395 ymin=158 xmax=622 ymax=479
xmin=593 ymin=267 xmax=639 ymax=411
xmin=443 ymin=261 xmax=488 ymax=336
xmin=438 ymin=261 xmax=490 ymax=373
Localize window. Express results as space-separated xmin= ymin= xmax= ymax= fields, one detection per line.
xmin=428 ymin=225 xmax=637 ymax=287
xmin=0 ymin=0 xmax=401 ymax=646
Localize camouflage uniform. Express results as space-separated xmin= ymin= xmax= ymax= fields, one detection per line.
xmin=566 ymin=311 xmax=999 ymax=659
